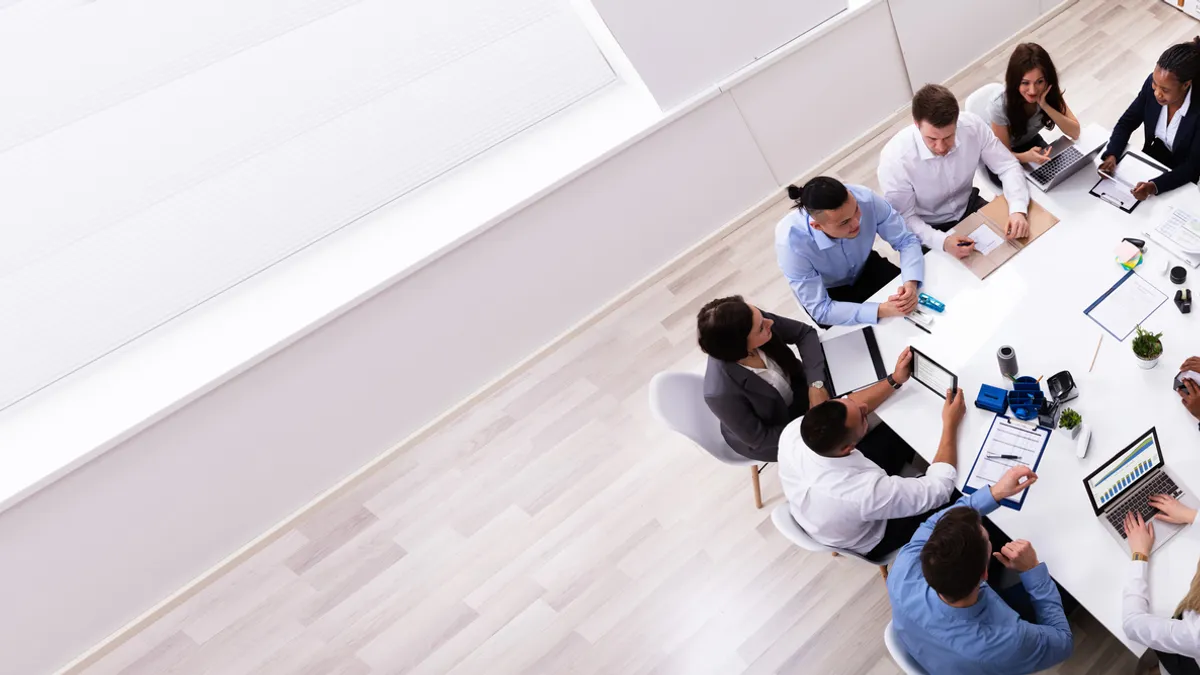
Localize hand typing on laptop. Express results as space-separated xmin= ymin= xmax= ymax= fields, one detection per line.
xmin=1149 ymin=493 xmax=1198 ymax=525
xmin=1124 ymin=512 xmax=1155 ymax=558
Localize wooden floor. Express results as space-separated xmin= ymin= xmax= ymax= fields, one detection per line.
xmin=82 ymin=2 xmax=1195 ymax=673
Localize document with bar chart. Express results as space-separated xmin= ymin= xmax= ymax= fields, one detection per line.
xmin=964 ymin=415 xmax=1051 ymax=510
xmin=1087 ymin=433 xmax=1160 ymax=508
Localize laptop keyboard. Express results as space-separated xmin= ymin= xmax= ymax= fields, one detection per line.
xmin=1030 ymin=146 xmax=1083 ymax=185
xmin=1106 ymin=472 xmax=1184 ymax=538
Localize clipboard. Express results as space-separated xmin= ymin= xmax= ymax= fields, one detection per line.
xmin=1083 ymin=269 xmax=1169 ymax=341
xmin=947 ymin=196 xmax=1060 ymax=280
xmin=1089 ymin=152 xmax=1165 ymax=213
xmin=819 ymin=326 xmax=886 ymax=397
xmin=963 ymin=414 xmax=1051 ymax=511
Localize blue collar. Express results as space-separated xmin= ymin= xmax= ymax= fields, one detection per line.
xmin=805 ymin=213 xmax=836 ymax=250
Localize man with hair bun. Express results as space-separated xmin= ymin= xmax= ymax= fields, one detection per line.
xmin=774 ymin=176 xmax=925 ymax=328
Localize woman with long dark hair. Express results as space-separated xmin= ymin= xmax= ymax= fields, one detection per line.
xmin=985 ymin=43 xmax=1080 ymax=184
xmin=1101 ymin=37 xmax=1200 ymax=200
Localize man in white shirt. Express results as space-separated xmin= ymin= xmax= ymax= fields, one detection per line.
xmin=777 ymin=347 xmax=966 ymax=560
xmin=878 ymin=84 xmax=1031 ymax=260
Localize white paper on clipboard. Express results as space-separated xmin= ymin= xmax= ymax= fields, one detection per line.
xmin=1084 ymin=271 xmax=1168 ymax=341
xmin=964 ymin=418 xmax=1050 ymax=504
xmin=1092 ymin=153 xmax=1162 ymax=211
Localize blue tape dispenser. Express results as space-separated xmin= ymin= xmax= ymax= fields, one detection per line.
xmin=975 ymin=383 xmax=1008 ymax=414
xmin=918 ymin=292 xmax=945 ymax=313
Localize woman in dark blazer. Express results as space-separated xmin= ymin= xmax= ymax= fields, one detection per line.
xmin=1101 ymin=38 xmax=1200 ymax=199
xmin=697 ymin=296 xmax=827 ymax=462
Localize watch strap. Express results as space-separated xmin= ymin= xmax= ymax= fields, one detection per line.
xmin=886 ymin=374 xmax=901 ymax=390
xmin=1132 ymin=552 xmax=1150 ymax=562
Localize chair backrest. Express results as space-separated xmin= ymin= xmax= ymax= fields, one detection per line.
xmin=648 ymin=371 xmax=749 ymax=465
xmin=884 ymin=620 xmax=929 ymax=675
xmin=964 ymin=82 xmax=1004 ymax=123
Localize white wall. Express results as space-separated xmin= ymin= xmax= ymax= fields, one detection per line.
xmin=591 ymin=0 xmax=845 ymax=109
xmin=0 ymin=2 xmax=1070 ymax=673
xmin=888 ymin=0 xmax=1041 ymax=86
xmin=727 ymin=0 xmax=911 ymax=183
xmin=0 ymin=88 xmax=781 ymax=675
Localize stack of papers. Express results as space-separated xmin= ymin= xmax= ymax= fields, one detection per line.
xmin=1151 ymin=209 xmax=1200 ymax=268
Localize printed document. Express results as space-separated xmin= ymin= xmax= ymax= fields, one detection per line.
xmin=965 ymin=418 xmax=1049 ymax=503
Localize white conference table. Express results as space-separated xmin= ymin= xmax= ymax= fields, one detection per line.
xmin=842 ymin=126 xmax=1200 ymax=654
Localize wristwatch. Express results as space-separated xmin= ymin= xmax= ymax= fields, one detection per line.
xmin=1132 ymin=552 xmax=1150 ymax=562
xmin=886 ymin=373 xmax=902 ymax=390
xmin=811 ymin=381 xmax=825 ymax=391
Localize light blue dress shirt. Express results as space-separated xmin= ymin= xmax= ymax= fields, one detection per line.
xmin=887 ymin=490 xmax=1074 ymax=675
xmin=774 ymin=184 xmax=924 ymax=326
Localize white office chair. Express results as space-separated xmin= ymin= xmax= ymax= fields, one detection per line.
xmin=964 ymin=82 xmax=1005 ymax=190
xmin=770 ymin=502 xmax=897 ymax=581
xmin=884 ymin=620 xmax=929 ymax=675
xmin=648 ymin=371 xmax=766 ymax=508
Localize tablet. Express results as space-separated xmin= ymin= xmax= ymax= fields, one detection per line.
xmin=909 ymin=347 xmax=958 ymax=400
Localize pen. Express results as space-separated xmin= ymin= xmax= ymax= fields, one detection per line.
xmin=904 ymin=316 xmax=932 ymax=334
xmin=988 ymin=454 xmax=1020 ymax=460
xmin=956 ymin=241 xmax=974 ymax=247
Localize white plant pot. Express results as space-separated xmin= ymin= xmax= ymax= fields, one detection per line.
xmin=1136 ymin=354 xmax=1160 ymax=370
xmin=1067 ymin=424 xmax=1081 ymax=439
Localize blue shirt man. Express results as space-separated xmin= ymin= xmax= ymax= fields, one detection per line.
xmin=887 ymin=472 xmax=1073 ymax=675
xmin=774 ymin=181 xmax=925 ymax=326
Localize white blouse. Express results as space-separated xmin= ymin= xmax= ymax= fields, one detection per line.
xmin=1123 ymin=521 xmax=1200 ymax=658
xmin=1155 ymin=86 xmax=1193 ymax=152
xmin=741 ymin=349 xmax=794 ymax=407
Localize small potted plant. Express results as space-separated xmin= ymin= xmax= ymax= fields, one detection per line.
xmin=1059 ymin=407 xmax=1082 ymax=439
xmin=1132 ymin=325 xmax=1164 ymax=369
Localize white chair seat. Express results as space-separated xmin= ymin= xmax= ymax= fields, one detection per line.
xmin=770 ymin=502 xmax=898 ymax=571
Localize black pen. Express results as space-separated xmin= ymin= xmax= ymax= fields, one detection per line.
xmin=988 ymin=454 xmax=1020 ymax=460
xmin=956 ymin=241 xmax=974 ymax=247
xmin=904 ymin=316 xmax=931 ymax=334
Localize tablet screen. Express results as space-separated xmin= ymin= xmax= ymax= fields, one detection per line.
xmin=909 ymin=347 xmax=958 ymax=399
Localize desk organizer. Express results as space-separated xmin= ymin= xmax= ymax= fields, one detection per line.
xmin=1007 ymin=376 xmax=1045 ymax=421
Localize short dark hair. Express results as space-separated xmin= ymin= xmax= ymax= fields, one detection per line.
xmin=912 ymin=84 xmax=959 ymax=128
xmin=1158 ymin=36 xmax=1200 ymax=84
xmin=786 ymin=176 xmax=849 ymax=215
xmin=697 ymin=296 xmax=754 ymax=361
xmin=799 ymin=400 xmax=852 ymax=456
xmin=920 ymin=507 xmax=988 ymax=602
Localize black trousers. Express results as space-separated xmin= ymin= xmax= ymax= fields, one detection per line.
xmin=987 ymin=133 xmax=1048 ymax=188
xmin=813 ymin=251 xmax=902 ymax=329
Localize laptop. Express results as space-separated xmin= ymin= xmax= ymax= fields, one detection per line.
xmin=1025 ymin=134 xmax=1106 ymax=191
xmin=1082 ymin=427 xmax=1200 ymax=553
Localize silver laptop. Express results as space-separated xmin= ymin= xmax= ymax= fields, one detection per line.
xmin=1083 ymin=427 xmax=1200 ymax=553
xmin=1024 ymin=134 xmax=1106 ymax=190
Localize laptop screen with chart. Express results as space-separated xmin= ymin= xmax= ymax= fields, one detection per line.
xmin=1084 ymin=429 xmax=1162 ymax=514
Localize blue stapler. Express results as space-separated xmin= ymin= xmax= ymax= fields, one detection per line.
xmin=918 ymin=292 xmax=945 ymax=313
xmin=976 ymin=384 xmax=1008 ymax=414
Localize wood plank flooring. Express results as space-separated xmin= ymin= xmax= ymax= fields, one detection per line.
xmin=79 ymin=1 xmax=1197 ymax=673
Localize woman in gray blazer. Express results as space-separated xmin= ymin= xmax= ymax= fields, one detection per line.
xmin=697 ymin=296 xmax=828 ymax=462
